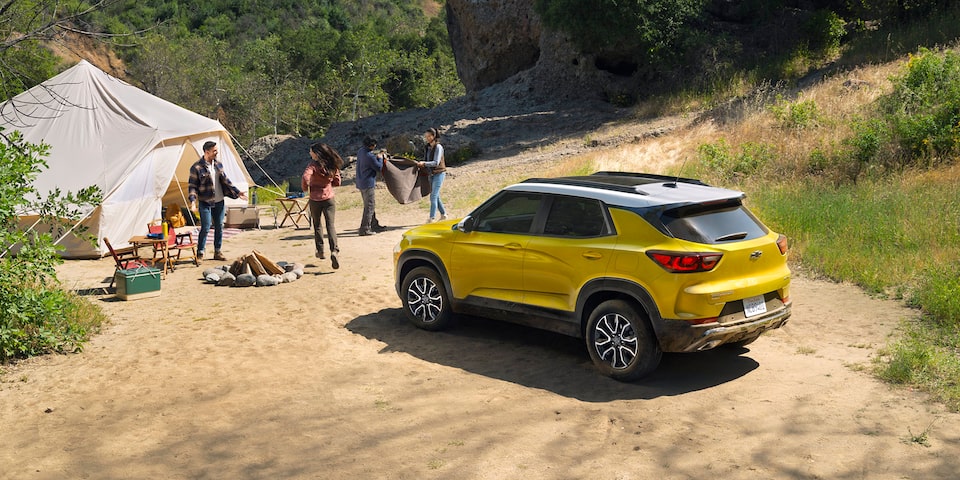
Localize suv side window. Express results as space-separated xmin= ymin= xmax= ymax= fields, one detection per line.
xmin=475 ymin=192 xmax=542 ymax=234
xmin=543 ymin=195 xmax=610 ymax=237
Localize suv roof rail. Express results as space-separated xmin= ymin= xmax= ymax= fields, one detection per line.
xmin=520 ymin=171 xmax=709 ymax=194
xmin=591 ymin=171 xmax=709 ymax=186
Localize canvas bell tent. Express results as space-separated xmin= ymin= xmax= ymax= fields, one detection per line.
xmin=1 ymin=60 xmax=253 ymax=258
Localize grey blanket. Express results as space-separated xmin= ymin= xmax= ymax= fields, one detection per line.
xmin=383 ymin=158 xmax=431 ymax=204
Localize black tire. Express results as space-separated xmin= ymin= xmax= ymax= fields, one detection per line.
xmin=586 ymin=299 xmax=662 ymax=381
xmin=401 ymin=266 xmax=453 ymax=331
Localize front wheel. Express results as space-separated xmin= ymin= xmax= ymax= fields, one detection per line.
xmin=586 ymin=299 xmax=661 ymax=381
xmin=401 ymin=266 xmax=453 ymax=331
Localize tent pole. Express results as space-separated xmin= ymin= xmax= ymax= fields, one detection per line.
xmin=0 ymin=217 xmax=43 ymax=258
xmin=52 ymin=211 xmax=94 ymax=247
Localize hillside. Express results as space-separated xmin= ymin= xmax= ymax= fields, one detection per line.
xmin=5 ymin=50 xmax=958 ymax=479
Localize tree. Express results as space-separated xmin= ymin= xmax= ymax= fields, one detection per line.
xmin=534 ymin=0 xmax=708 ymax=61
xmin=335 ymin=26 xmax=393 ymax=121
xmin=0 ymin=0 xmax=111 ymax=361
xmin=242 ymin=36 xmax=307 ymax=136
xmin=0 ymin=0 xmax=120 ymax=99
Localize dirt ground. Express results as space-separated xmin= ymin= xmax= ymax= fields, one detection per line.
xmin=2 ymin=129 xmax=959 ymax=479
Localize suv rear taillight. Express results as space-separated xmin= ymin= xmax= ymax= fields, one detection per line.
xmin=777 ymin=234 xmax=788 ymax=255
xmin=647 ymin=251 xmax=722 ymax=273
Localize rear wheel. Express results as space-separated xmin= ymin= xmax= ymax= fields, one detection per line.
xmin=586 ymin=299 xmax=661 ymax=381
xmin=401 ymin=266 xmax=453 ymax=331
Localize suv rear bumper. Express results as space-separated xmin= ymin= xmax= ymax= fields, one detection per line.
xmin=654 ymin=305 xmax=792 ymax=352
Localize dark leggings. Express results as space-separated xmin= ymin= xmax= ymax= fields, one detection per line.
xmin=309 ymin=198 xmax=338 ymax=255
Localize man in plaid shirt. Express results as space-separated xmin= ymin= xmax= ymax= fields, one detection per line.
xmin=188 ymin=141 xmax=247 ymax=261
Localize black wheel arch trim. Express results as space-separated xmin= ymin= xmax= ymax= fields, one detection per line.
xmin=396 ymin=249 xmax=454 ymax=301
xmin=576 ymin=277 xmax=664 ymax=340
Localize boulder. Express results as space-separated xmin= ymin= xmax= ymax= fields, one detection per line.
xmin=203 ymin=268 xmax=223 ymax=278
xmin=217 ymin=272 xmax=237 ymax=287
xmin=235 ymin=273 xmax=257 ymax=287
xmin=446 ymin=0 xmax=542 ymax=92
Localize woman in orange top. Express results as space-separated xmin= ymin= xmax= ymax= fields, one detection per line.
xmin=302 ymin=142 xmax=344 ymax=269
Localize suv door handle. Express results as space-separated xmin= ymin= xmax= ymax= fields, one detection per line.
xmin=504 ymin=243 xmax=523 ymax=251
xmin=582 ymin=251 xmax=603 ymax=259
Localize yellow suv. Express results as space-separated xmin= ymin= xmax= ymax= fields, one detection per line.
xmin=393 ymin=172 xmax=792 ymax=381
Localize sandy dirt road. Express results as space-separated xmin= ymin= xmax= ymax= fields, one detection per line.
xmin=1 ymin=192 xmax=958 ymax=479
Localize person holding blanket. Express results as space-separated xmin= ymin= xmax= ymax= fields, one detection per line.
xmin=356 ymin=136 xmax=387 ymax=235
xmin=302 ymin=142 xmax=343 ymax=269
xmin=417 ymin=127 xmax=447 ymax=223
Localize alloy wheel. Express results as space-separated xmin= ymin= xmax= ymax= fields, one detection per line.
xmin=407 ymin=276 xmax=443 ymax=323
xmin=592 ymin=312 xmax=639 ymax=370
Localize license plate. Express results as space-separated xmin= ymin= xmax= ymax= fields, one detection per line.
xmin=743 ymin=295 xmax=767 ymax=318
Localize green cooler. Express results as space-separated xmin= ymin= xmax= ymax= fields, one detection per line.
xmin=115 ymin=266 xmax=161 ymax=300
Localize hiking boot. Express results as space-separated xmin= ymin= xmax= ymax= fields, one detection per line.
xmin=331 ymin=252 xmax=340 ymax=270
xmin=213 ymin=251 xmax=227 ymax=261
xmin=358 ymin=230 xmax=377 ymax=236
xmin=440 ymin=214 xmax=447 ymax=221
xmin=316 ymin=250 xmax=325 ymax=259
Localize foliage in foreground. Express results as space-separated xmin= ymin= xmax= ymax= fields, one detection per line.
xmin=0 ymin=130 xmax=105 ymax=362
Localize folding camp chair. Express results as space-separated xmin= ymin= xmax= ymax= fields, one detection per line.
xmin=170 ymin=229 xmax=200 ymax=266
xmin=147 ymin=223 xmax=177 ymax=274
xmin=104 ymin=237 xmax=150 ymax=289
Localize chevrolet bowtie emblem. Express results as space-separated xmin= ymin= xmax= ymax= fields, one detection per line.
xmin=750 ymin=250 xmax=763 ymax=260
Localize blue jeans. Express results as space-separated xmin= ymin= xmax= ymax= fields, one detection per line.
xmin=197 ymin=200 xmax=225 ymax=254
xmin=429 ymin=172 xmax=446 ymax=219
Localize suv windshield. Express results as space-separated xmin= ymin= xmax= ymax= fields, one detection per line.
xmin=659 ymin=200 xmax=768 ymax=244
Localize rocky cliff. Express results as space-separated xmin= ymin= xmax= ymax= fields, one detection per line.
xmin=445 ymin=0 xmax=543 ymax=92
xmin=443 ymin=0 xmax=640 ymax=104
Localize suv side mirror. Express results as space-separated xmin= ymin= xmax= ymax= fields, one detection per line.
xmin=456 ymin=216 xmax=477 ymax=233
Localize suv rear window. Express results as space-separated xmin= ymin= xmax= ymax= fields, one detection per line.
xmin=660 ymin=200 xmax=768 ymax=244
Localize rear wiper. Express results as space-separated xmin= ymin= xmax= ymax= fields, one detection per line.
xmin=715 ymin=232 xmax=748 ymax=242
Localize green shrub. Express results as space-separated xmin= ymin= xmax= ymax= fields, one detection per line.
xmin=807 ymin=147 xmax=831 ymax=174
xmin=446 ymin=144 xmax=479 ymax=167
xmin=0 ymin=286 xmax=105 ymax=360
xmin=697 ymin=139 xmax=775 ymax=179
xmin=909 ymin=264 xmax=960 ymax=326
xmin=834 ymin=117 xmax=888 ymax=181
xmin=0 ymin=129 xmax=104 ymax=362
xmin=877 ymin=327 xmax=938 ymax=384
xmin=770 ymin=97 xmax=822 ymax=130
xmin=884 ymin=48 xmax=960 ymax=165
xmin=875 ymin=321 xmax=960 ymax=411
xmin=802 ymin=9 xmax=846 ymax=57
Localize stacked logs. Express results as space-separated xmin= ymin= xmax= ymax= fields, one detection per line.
xmin=202 ymin=250 xmax=304 ymax=287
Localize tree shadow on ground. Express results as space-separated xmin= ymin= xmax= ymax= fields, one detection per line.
xmin=346 ymin=307 xmax=760 ymax=402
